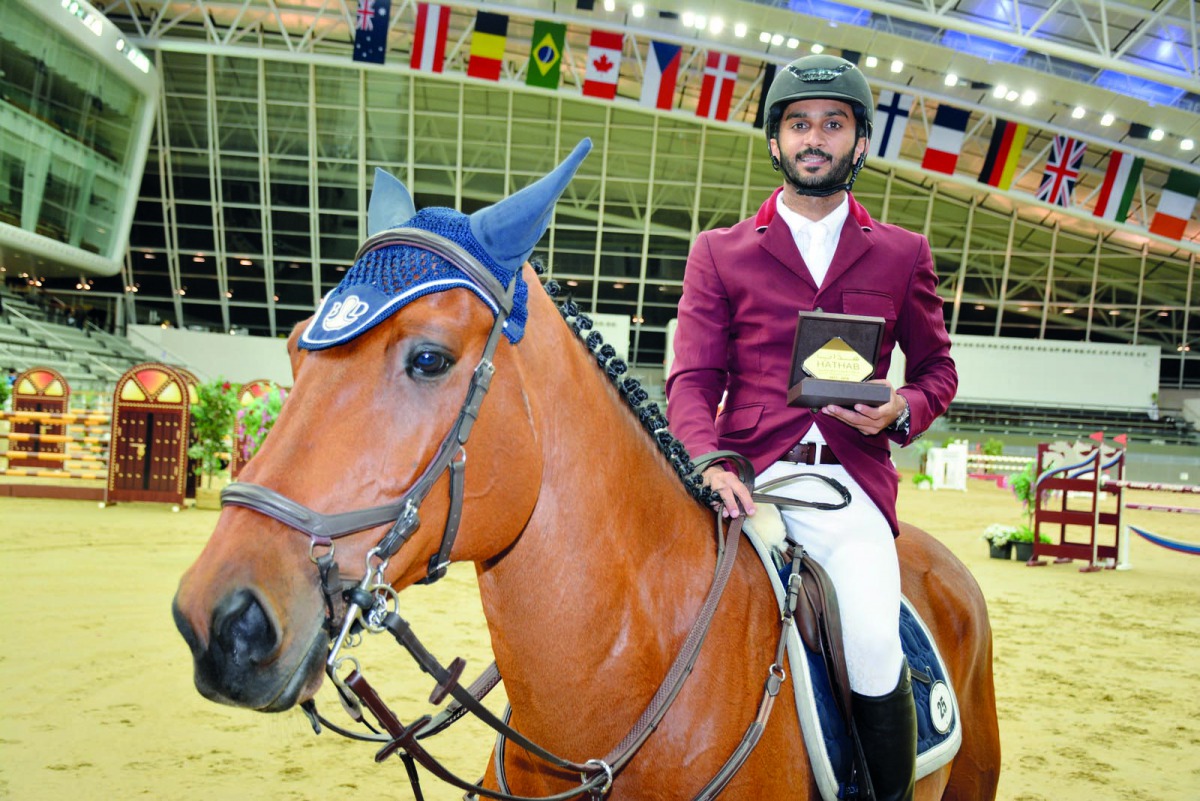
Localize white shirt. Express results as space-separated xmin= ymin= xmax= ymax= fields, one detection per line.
xmin=774 ymin=193 xmax=849 ymax=288
xmin=773 ymin=195 xmax=851 ymax=447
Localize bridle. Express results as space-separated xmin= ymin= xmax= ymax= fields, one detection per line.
xmin=216 ymin=226 xmax=852 ymax=800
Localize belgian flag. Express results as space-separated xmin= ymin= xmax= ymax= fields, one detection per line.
xmin=468 ymin=11 xmax=507 ymax=81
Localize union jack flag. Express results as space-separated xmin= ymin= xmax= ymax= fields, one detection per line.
xmin=1035 ymin=135 xmax=1087 ymax=208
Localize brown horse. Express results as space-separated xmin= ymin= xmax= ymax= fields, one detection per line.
xmin=173 ymin=145 xmax=999 ymax=800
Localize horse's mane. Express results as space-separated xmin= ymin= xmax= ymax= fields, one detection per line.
xmin=531 ymin=257 xmax=718 ymax=509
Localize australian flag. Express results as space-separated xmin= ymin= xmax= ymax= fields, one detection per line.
xmin=353 ymin=0 xmax=391 ymax=64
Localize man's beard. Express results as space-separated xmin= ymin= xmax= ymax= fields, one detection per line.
xmin=780 ymin=146 xmax=856 ymax=194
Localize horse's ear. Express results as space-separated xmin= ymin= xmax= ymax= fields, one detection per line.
xmin=367 ymin=168 xmax=417 ymax=236
xmin=469 ymin=138 xmax=592 ymax=272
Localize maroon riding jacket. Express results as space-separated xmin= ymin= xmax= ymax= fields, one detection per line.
xmin=665 ymin=188 xmax=958 ymax=536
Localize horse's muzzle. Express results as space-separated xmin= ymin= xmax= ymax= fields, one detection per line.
xmin=173 ymin=588 xmax=322 ymax=711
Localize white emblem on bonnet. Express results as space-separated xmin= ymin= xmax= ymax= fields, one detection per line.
xmin=321 ymin=295 xmax=370 ymax=331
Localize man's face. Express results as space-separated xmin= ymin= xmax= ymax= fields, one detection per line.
xmin=769 ymin=98 xmax=866 ymax=194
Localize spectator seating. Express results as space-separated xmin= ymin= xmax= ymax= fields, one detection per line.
xmin=943 ymin=400 xmax=1198 ymax=447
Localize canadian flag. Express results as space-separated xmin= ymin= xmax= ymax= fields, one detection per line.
xmin=583 ymin=30 xmax=623 ymax=99
xmin=696 ymin=51 xmax=739 ymax=122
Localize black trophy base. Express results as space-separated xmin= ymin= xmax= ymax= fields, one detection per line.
xmin=787 ymin=378 xmax=892 ymax=409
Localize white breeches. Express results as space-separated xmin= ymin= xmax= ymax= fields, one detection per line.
xmin=758 ymin=459 xmax=904 ymax=698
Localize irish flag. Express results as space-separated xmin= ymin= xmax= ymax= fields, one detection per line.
xmin=1149 ymin=169 xmax=1200 ymax=240
xmin=1093 ymin=150 xmax=1144 ymax=223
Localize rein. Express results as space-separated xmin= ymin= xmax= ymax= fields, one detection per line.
xmin=218 ymin=228 xmax=852 ymax=799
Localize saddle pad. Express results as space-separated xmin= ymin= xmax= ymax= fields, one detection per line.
xmin=744 ymin=526 xmax=962 ymax=801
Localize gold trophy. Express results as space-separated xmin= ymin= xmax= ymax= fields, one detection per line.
xmin=787 ymin=311 xmax=891 ymax=408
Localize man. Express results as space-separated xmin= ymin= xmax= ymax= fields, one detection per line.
xmin=665 ymin=55 xmax=957 ymax=801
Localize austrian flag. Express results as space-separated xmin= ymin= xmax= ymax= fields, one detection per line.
xmin=696 ymin=51 xmax=739 ymax=122
xmin=583 ymin=30 xmax=623 ymax=99
xmin=410 ymin=3 xmax=449 ymax=73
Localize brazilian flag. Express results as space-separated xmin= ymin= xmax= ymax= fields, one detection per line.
xmin=526 ymin=20 xmax=566 ymax=89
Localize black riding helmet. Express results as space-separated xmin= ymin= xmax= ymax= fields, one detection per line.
xmin=765 ymin=54 xmax=874 ymax=196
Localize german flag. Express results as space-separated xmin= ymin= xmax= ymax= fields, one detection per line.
xmin=977 ymin=119 xmax=1028 ymax=190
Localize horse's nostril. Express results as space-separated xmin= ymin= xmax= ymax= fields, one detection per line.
xmin=212 ymin=589 xmax=278 ymax=668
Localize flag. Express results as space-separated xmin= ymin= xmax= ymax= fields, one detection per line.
xmin=921 ymin=105 xmax=970 ymax=174
xmin=1034 ymin=135 xmax=1087 ymax=207
xmin=582 ymin=30 xmax=623 ymax=99
xmin=1093 ymin=150 xmax=1144 ymax=223
xmin=752 ymin=62 xmax=778 ymax=129
xmin=1149 ymin=169 xmax=1200 ymax=240
xmin=640 ymin=41 xmax=681 ymax=111
xmin=977 ymin=119 xmax=1028 ymax=189
xmin=696 ymin=51 xmax=739 ymax=122
xmin=353 ymin=0 xmax=391 ymax=64
xmin=410 ymin=3 xmax=449 ymax=73
xmin=467 ymin=11 xmax=507 ymax=81
xmin=1113 ymin=433 xmax=1128 ymax=446
xmin=1088 ymin=431 xmax=1104 ymax=443
xmin=869 ymin=89 xmax=913 ymax=161
xmin=526 ymin=20 xmax=566 ymax=89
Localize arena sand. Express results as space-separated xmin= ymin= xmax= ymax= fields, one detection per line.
xmin=1 ymin=475 xmax=1198 ymax=800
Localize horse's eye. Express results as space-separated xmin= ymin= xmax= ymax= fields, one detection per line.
xmin=408 ymin=348 xmax=453 ymax=378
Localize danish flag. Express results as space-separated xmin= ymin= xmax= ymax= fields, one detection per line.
xmin=1035 ymin=135 xmax=1087 ymax=208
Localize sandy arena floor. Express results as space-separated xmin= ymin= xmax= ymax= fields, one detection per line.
xmin=1 ymin=474 xmax=1198 ymax=800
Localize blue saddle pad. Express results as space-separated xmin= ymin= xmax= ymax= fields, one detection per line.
xmin=775 ymin=563 xmax=960 ymax=799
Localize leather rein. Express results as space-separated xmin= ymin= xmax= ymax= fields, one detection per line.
xmin=217 ymin=228 xmax=852 ymax=800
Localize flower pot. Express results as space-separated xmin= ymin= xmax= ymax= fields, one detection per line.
xmin=988 ymin=542 xmax=1012 ymax=560
xmin=194 ymin=486 xmax=222 ymax=511
xmin=1013 ymin=541 xmax=1034 ymax=562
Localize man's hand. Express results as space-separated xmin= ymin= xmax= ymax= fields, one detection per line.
xmin=821 ymin=380 xmax=907 ymax=436
xmin=702 ymin=466 xmax=756 ymax=518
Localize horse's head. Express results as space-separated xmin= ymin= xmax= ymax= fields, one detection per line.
xmin=173 ymin=140 xmax=592 ymax=711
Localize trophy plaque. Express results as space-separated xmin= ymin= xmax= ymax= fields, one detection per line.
xmin=787 ymin=310 xmax=891 ymax=408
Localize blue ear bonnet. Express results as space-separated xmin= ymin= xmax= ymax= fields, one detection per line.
xmin=299 ymin=138 xmax=591 ymax=352
xmin=300 ymin=208 xmax=529 ymax=350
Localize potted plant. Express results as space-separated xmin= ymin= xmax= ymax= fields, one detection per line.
xmin=1007 ymin=523 xmax=1053 ymax=562
xmin=187 ymin=378 xmax=238 ymax=508
xmin=982 ymin=524 xmax=1015 ymax=559
xmin=236 ymin=385 xmax=285 ymax=464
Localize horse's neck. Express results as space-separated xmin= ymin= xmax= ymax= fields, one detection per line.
xmin=476 ymin=311 xmax=717 ymax=748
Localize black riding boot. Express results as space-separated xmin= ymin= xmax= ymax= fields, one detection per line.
xmin=852 ymin=660 xmax=917 ymax=801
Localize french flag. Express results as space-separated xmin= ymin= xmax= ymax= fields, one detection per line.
xmin=640 ymin=41 xmax=680 ymax=111
xmin=696 ymin=51 xmax=739 ymax=122
xmin=921 ymin=104 xmax=971 ymax=175
xmin=410 ymin=2 xmax=449 ymax=73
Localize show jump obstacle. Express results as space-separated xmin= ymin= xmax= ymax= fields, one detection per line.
xmin=1029 ymin=437 xmax=1200 ymax=571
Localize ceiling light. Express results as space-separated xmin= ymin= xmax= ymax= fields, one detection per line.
xmin=864 ymin=56 xmax=877 ymax=68
xmin=810 ymin=43 xmax=824 ymax=53
xmin=225 ymin=291 xmax=233 ymax=298
xmin=1005 ymin=90 xmax=1019 ymax=101
xmin=681 ymin=11 xmax=694 ymax=26
xmin=602 ymin=0 xmax=614 ymax=11
xmin=239 ymin=258 xmax=252 ymax=266
xmin=1158 ymin=310 xmax=1170 ymax=316
xmin=759 ymin=31 xmax=771 ymax=44
xmin=631 ymin=3 xmax=644 ymax=17
xmin=1019 ymin=90 xmax=1036 ymax=106
xmin=787 ymin=37 xmax=799 ymax=49
xmin=1109 ymin=309 xmax=1120 ymax=316
xmin=890 ymin=59 xmax=903 ymax=73
xmin=771 ymin=33 xmax=784 ymax=46
xmin=992 ymin=84 xmax=1007 ymax=99
xmin=944 ymin=73 xmax=957 ymax=87
xmin=1100 ymin=113 xmax=1114 ymax=126
xmin=693 ymin=14 xmax=706 ymax=30
xmin=709 ymin=17 xmax=723 ymax=33
xmin=1071 ymin=106 xmax=1085 ymax=119
xmin=613 ymin=282 xmax=625 ymax=289
xmin=1150 ymin=128 xmax=1164 ymax=141
xmin=1182 ymin=138 xmax=1195 ymax=151
xmin=1062 ymin=308 xmax=1075 ymax=314
xmin=193 ymin=255 xmax=205 ymax=263
xmin=974 ymin=304 xmax=985 ymax=310
xmin=734 ymin=22 xmax=746 ymax=37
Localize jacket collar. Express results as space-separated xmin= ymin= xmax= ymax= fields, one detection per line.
xmin=755 ymin=187 xmax=876 ymax=292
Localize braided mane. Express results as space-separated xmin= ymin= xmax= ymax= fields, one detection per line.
xmin=531 ymin=257 xmax=717 ymax=508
